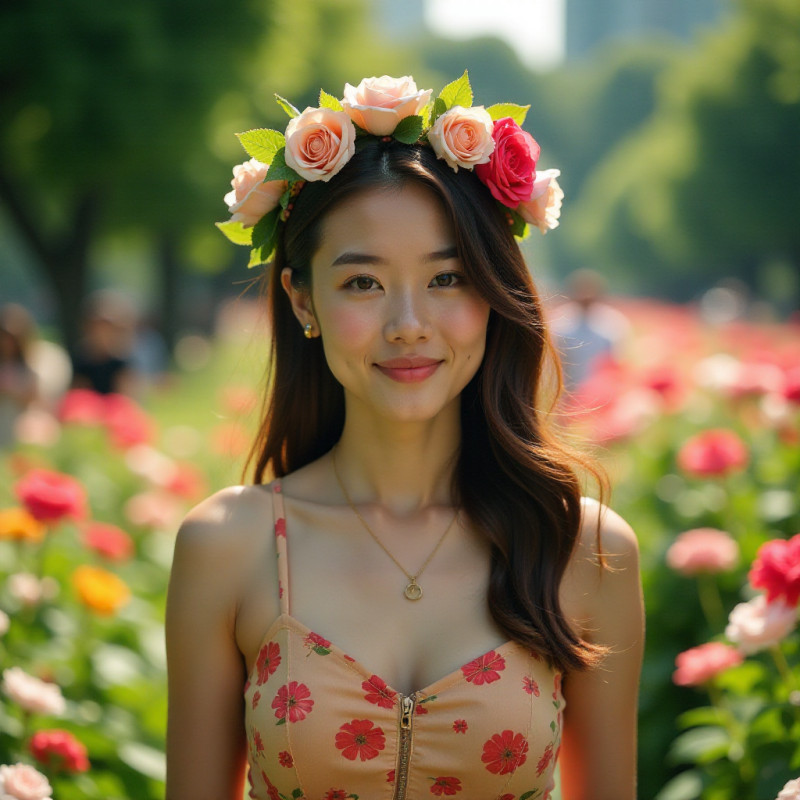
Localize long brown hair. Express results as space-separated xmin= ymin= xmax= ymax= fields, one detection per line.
xmin=246 ymin=139 xmax=606 ymax=673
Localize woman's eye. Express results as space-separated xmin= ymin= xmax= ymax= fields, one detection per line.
xmin=345 ymin=275 xmax=380 ymax=291
xmin=430 ymin=272 xmax=462 ymax=288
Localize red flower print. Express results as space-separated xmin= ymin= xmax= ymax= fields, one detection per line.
xmin=256 ymin=641 xmax=281 ymax=685
xmin=335 ymin=719 xmax=386 ymax=761
xmin=244 ymin=678 xmax=251 ymax=693
xmin=362 ymin=675 xmax=397 ymax=709
xmin=275 ymin=517 xmax=286 ymax=537
xmin=553 ymin=672 xmax=562 ymax=704
xmin=430 ymin=776 xmax=462 ymax=795
xmin=452 ymin=719 xmax=468 ymax=734
xmin=272 ymin=681 xmax=314 ymax=723
xmin=252 ymin=690 xmax=262 ymax=709
xmin=261 ymin=770 xmax=280 ymax=800
xmin=498 ymin=795 xmax=515 ymax=800
xmin=481 ymin=730 xmax=529 ymax=775
xmin=278 ymin=750 xmax=293 ymax=768
xmin=537 ymin=743 xmax=555 ymax=776
xmin=522 ymin=676 xmax=539 ymax=696
xmin=461 ymin=650 xmax=506 ymax=685
xmin=323 ymin=791 xmax=348 ymax=800
xmin=387 ymin=769 xmax=395 ymax=783
xmin=344 ymin=654 xmax=356 ymax=663
xmin=251 ymin=728 xmax=264 ymax=754
xmin=304 ymin=631 xmax=332 ymax=655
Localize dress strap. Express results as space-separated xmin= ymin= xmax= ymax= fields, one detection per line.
xmin=271 ymin=480 xmax=290 ymax=615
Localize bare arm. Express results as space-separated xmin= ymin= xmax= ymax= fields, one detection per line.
xmin=165 ymin=489 xmax=253 ymax=800
xmin=559 ymin=504 xmax=645 ymax=800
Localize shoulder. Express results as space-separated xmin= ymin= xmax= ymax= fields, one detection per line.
xmin=577 ymin=497 xmax=639 ymax=570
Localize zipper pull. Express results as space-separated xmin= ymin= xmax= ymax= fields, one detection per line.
xmin=400 ymin=694 xmax=415 ymax=730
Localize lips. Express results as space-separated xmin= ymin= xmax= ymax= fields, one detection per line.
xmin=374 ymin=356 xmax=443 ymax=383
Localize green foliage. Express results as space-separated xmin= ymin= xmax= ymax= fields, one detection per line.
xmin=264 ymin=149 xmax=301 ymax=184
xmin=236 ymin=128 xmax=286 ymax=165
xmin=487 ymin=103 xmax=530 ymax=125
xmin=274 ymin=94 xmax=300 ymax=119
xmin=392 ymin=115 xmax=424 ymax=144
xmin=318 ymin=89 xmax=343 ymax=112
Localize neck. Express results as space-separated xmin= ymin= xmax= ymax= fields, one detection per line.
xmin=333 ymin=399 xmax=461 ymax=516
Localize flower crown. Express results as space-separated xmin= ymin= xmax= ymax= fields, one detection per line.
xmin=217 ymin=72 xmax=563 ymax=267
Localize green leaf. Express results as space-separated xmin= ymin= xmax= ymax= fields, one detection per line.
xmin=236 ymin=128 xmax=285 ymax=165
xmin=668 ymin=726 xmax=730 ymax=766
xmin=265 ymin=149 xmax=302 ymax=183
xmin=437 ymin=70 xmax=473 ymax=111
xmin=430 ymin=97 xmax=447 ymax=127
xmin=652 ymin=770 xmax=704 ymax=800
xmin=677 ymin=706 xmax=725 ymax=730
xmin=276 ymin=716 xmax=286 ymax=726
xmin=248 ymin=247 xmax=271 ymax=268
xmin=487 ymin=103 xmax=530 ymax=125
xmin=312 ymin=645 xmax=331 ymax=656
xmin=291 ymin=789 xmax=304 ymax=799
xmin=392 ymin=115 xmax=424 ymax=144
xmin=520 ymin=791 xmax=542 ymax=800
xmin=319 ymin=89 xmax=343 ymax=112
xmin=507 ymin=207 xmax=528 ymax=239
xmin=251 ymin=207 xmax=280 ymax=250
xmin=215 ymin=220 xmax=253 ymax=246
xmin=275 ymin=93 xmax=300 ymax=118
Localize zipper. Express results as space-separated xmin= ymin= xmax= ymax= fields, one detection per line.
xmin=393 ymin=693 xmax=416 ymax=800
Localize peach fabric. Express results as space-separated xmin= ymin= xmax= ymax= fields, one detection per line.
xmin=244 ymin=481 xmax=564 ymax=799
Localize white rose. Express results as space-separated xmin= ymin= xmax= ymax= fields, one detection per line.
xmin=1 ymin=667 xmax=65 ymax=717
xmin=725 ymin=594 xmax=797 ymax=655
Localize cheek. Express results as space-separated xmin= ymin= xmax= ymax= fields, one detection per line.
xmin=444 ymin=296 xmax=491 ymax=352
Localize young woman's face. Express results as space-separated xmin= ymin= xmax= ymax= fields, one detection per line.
xmin=289 ymin=181 xmax=491 ymax=424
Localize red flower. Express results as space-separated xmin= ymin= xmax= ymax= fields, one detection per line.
xmin=278 ymin=750 xmax=293 ymax=767
xmin=481 ymin=730 xmax=529 ymax=775
xmin=386 ymin=769 xmax=395 ymax=783
xmin=252 ymin=690 xmax=261 ymax=709
xmin=29 ymin=729 xmax=89 ymax=772
xmin=165 ymin=462 xmax=207 ymax=501
xmin=452 ymin=719 xmax=468 ymax=733
xmin=103 ymin=393 xmax=153 ymax=449
xmin=305 ymin=631 xmax=332 ymax=653
xmin=749 ymin=534 xmax=800 ymax=607
xmin=335 ymin=719 xmax=386 ymax=761
xmin=673 ymin=642 xmax=743 ymax=686
xmin=323 ymin=791 xmax=348 ymax=800
xmin=677 ymin=429 xmax=748 ymax=477
xmin=252 ymin=729 xmax=264 ymax=753
xmin=498 ymin=796 xmax=515 ymax=800
xmin=275 ymin=517 xmax=286 ymax=538
xmin=362 ymin=675 xmax=397 ymax=708
xmin=272 ymin=681 xmax=314 ymax=723
xmin=461 ymin=650 xmax=506 ymax=685
xmin=256 ymin=641 xmax=281 ymax=685
xmin=58 ymin=389 xmax=106 ymax=425
xmin=82 ymin=522 xmax=134 ymax=561
xmin=430 ymin=776 xmax=462 ymax=795
xmin=15 ymin=469 xmax=87 ymax=523
xmin=475 ymin=117 xmax=540 ymax=208
xmin=522 ymin=676 xmax=539 ymax=696
xmin=536 ymin=743 xmax=555 ymax=776
xmin=261 ymin=771 xmax=280 ymax=800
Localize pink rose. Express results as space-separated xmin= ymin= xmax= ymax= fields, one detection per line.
xmin=666 ymin=527 xmax=739 ymax=576
xmin=29 ymin=729 xmax=90 ymax=773
xmin=725 ymin=594 xmax=797 ymax=654
xmin=428 ymin=106 xmax=495 ymax=172
xmin=224 ymin=158 xmax=287 ymax=228
xmin=517 ymin=169 xmax=564 ymax=233
xmin=778 ymin=778 xmax=800 ymax=800
xmin=342 ymin=75 xmax=432 ymax=136
xmin=677 ymin=428 xmax=749 ymax=477
xmin=475 ymin=117 xmax=540 ymax=207
xmin=672 ymin=642 xmax=743 ymax=686
xmin=749 ymin=533 xmax=800 ymax=607
xmin=2 ymin=667 xmax=65 ymax=716
xmin=284 ymin=107 xmax=356 ymax=183
xmin=0 ymin=764 xmax=53 ymax=800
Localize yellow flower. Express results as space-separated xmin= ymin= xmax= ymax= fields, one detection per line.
xmin=0 ymin=507 xmax=46 ymax=543
xmin=72 ymin=566 xmax=130 ymax=615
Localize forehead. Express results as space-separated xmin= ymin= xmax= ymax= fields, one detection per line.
xmin=314 ymin=182 xmax=454 ymax=260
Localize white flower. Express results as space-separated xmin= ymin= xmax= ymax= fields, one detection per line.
xmin=725 ymin=594 xmax=797 ymax=655
xmin=1 ymin=668 xmax=65 ymax=717
xmin=0 ymin=763 xmax=53 ymax=800
xmin=777 ymin=778 xmax=800 ymax=800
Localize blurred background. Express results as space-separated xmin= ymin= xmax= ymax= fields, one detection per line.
xmin=2 ymin=1 xmax=799 ymax=799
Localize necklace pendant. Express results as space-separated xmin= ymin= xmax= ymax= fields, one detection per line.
xmin=404 ymin=579 xmax=423 ymax=601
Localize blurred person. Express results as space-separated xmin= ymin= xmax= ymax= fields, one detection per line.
xmin=69 ymin=289 xmax=138 ymax=396
xmin=166 ymin=75 xmax=643 ymax=800
xmin=550 ymin=268 xmax=631 ymax=390
xmin=0 ymin=304 xmax=38 ymax=447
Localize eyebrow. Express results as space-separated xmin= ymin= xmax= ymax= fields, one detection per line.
xmin=330 ymin=245 xmax=459 ymax=267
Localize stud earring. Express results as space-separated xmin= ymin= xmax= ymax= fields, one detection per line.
xmin=303 ymin=323 xmax=314 ymax=339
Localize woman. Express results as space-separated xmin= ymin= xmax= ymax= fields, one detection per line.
xmin=166 ymin=75 xmax=644 ymax=800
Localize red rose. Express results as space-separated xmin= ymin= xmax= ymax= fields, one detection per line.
xmin=749 ymin=534 xmax=800 ymax=607
xmin=475 ymin=117 xmax=540 ymax=208
xmin=15 ymin=469 xmax=87 ymax=523
xmin=29 ymin=729 xmax=90 ymax=772
xmin=103 ymin=393 xmax=153 ymax=449
xmin=82 ymin=522 xmax=134 ymax=561
xmin=677 ymin=429 xmax=748 ymax=477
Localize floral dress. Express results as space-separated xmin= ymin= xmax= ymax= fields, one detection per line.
xmin=243 ymin=481 xmax=564 ymax=800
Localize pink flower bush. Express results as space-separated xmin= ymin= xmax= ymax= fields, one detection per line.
xmin=224 ymin=158 xmax=287 ymax=227
xmin=428 ymin=106 xmax=495 ymax=171
xmin=29 ymin=729 xmax=90 ymax=772
xmin=518 ymin=169 xmax=563 ymax=233
xmin=725 ymin=594 xmax=797 ymax=654
xmin=342 ymin=75 xmax=431 ymax=136
xmin=672 ymin=642 xmax=743 ymax=686
xmin=1 ymin=668 xmax=65 ymax=716
xmin=666 ymin=528 xmax=739 ymax=576
xmin=284 ymin=107 xmax=356 ymax=182
xmin=14 ymin=469 xmax=87 ymax=524
xmin=749 ymin=533 xmax=800 ymax=607
xmin=475 ymin=117 xmax=540 ymax=207
xmin=0 ymin=763 xmax=52 ymax=800
xmin=677 ymin=429 xmax=749 ymax=477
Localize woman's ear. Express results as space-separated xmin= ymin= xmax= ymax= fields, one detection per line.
xmin=280 ymin=267 xmax=318 ymax=337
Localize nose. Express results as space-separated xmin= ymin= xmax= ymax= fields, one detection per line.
xmin=384 ymin=288 xmax=432 ymax=343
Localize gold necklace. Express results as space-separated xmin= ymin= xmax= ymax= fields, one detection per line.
xmin=331 ymin=447 xmax=458 ymax=601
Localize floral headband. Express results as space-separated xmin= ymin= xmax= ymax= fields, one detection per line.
xmin=217 ymin=72 xmax=563 ymax=267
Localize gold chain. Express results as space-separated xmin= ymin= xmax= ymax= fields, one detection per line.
xmin=331 ymin=447 xmax=458 ymax=601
